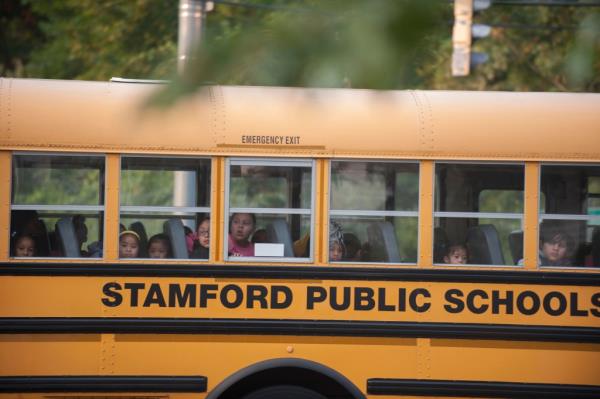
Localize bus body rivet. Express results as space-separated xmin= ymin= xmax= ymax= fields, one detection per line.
xmin=286 ymin=345 xmax=294 ymax=353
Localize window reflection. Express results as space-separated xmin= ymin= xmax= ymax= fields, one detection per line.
xmin=330 ymin=161 xmax=419 ymax=264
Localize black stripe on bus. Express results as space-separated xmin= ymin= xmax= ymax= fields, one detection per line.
xmin=1 ymin=263 xmax=600 ymax=286
xmin=0 ymin=376 xmax=207 ymax=393
xmin=1 ymin=318 xmax=599 ymax=343
xmin=367 ymin=378 xmax=600 ymax=398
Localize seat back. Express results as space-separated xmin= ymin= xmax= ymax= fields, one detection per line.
xmin=591 ymin=227 xmax=600 ymax=267
xmin=163 ymin=219 xmax=189 ymax=259
xmin=508 ymin=230 xmax=523 ymax=265
xmin=467 ymin=224 xmax=505 ymax=265
xmin=130 ymin=221 xmax=149 ymax=258
xmin=266 ymin=219 xmax=294 ymax=257
xmin=434 ymin=227 xmax=449 ymax=263
xmin=56 ymin=217 xmax=82 ymax=258
xmin=367 ymin=221 xmax=401 ymax=263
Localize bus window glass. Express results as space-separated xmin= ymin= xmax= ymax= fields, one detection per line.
xmin=330 ymin=161 xmax=418 ymax=264
xmin=226 ymin=159 xmax=313 ymax=261
xmin=11 ymin=154 xmax=105 ymax=258
xmin=540 ymin=165 xmax=600 ymax=268
xmin=434 ymin=163 xmax=524 ymax=266
xmin=120 ymin=157 xmax=210 ymax=260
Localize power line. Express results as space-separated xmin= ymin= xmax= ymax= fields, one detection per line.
xmin=488 ymin=21 xmax=580 ymax=30
xmin=491 ymin=0 xmax=600 ymax=6
xmin=211 ymin=0 xmax=320 ymax=13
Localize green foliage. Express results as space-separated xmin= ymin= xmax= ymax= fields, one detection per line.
xmin=3 ymin=0 xmax=597 ymax=92
xmin=418 ymin=6 xmax=599 ymax=91
xmin=13 ymin=167 xmax=101 ymax=205
xmin=0 ymin=0 xmax=44 ymax=76
xmin=120 ymin=170 xmax=174 ymax=206
xmin=23 ymin=0 xmax=177 ymax=80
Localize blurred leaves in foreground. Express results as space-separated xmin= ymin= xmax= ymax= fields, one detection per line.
xmin=1 ymin=0 xmax=598 ymax=94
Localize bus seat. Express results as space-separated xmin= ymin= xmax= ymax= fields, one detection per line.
xmin=163 ymin=219 xmax=189 ymax=259
xmin=591 ymin=227 xmax=600 ymax=267
xmin=56 ymin=217 xmax=81 ymax=258
xmin=266 ymin=219 xmax=294 ymax=257
xmin=434 ymin=227 xmax=449 ymax=263
xmin=130 ymin=221 xmax=148 ymax=258
xmin=467 ymin=224 xmax=505 ymax=265
xmin=508 ymin=230 xmax=523 ymax=265
xmin=367 ymin=221 xmax=401 ymax=263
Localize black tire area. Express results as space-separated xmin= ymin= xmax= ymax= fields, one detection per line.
xmin=241 ymin=384 xmax=327 ymax=399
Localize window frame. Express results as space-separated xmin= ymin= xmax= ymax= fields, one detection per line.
xmin=538 ymin=162 xmax=600 ymax=270
xmin=118 ymin=154 xmax=211 ymax=261
xmin=433 ymin=160 xmax=525 ymax=268
xmin=224 ymin=157 xmax=316 ymax=263
xmin=10 ymin=151 xmax=107 ymax=259
xmin=328 ymin=159 xmax=420 ymax=265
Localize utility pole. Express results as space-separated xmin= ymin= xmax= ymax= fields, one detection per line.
xmin=177 ymin=0 xmax=214 ymax=75
xmin=452 ymin=0 xmax=491 ymax=77
xmin=175 ymin=0 xmax=213 ymax=222
xmin=452 ymin=0 xmax=473 ymax=76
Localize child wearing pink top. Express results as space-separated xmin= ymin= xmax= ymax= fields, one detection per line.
xmin=228 ymin=213 xmax=255 ymax=257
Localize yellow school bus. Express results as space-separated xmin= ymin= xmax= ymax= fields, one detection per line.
xmin=1 ymin=77 xmax=599 ymax=398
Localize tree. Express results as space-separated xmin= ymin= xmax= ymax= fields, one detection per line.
xmin=21 ymin=0 xmax=177 ymax=80
xmin=2 ymin=0 xmax=597 ymax=92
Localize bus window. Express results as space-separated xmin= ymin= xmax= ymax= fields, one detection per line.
xmin=434 ymin=163 xmax=524 ymax=266
xmin=540 ymin=164 xmax=600 ymax=268
xmin=10 ymin=154 xmax=105 ymax=258
xmin=329 ymin=161 xmax=418 ymax=264
xmin=226 ymin=159 xmax=313 ymax=261
xmin=120 ymin=156 xmax=210 ymax=260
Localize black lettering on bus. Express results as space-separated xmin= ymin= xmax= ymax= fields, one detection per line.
xmin=444 ymin=289 xmax=464 ymax=314
xmin=221 ymin=284 xmax=243 ymax=309
xmin=542 ymin=291 xmax=567 ymax=316
xmin=307 ymin=286 xmax=327 ymax=309
xmin=398 ymin=288 xmax=406 ymax=312
xmin=570 ymin=292 xmax=589 ymax=317
xmin=378 ymin=287 xmax=395 ymax=311
xmin=143 ymin=283 xmax=166 ymax=307
xmin=199 ymin=284 xmax=218 ymax=308
xmin=409 ymin=288 xmax=431 ymax=313
xmin=467 ymin=289 xmax=489 ymax=314
xmin=271 ymin=285 xmax=293 ymax=309
xmin=101 ymin=282 xmax=122 ymax=307
xmin=169 ymin=284 xmax=197 ymax=308
xmin=591 ymin=293 xmax=600 ymax=317
xmin=124 ymin=283 xmax=145 ymax=307
xmin=354 ymin=287 xmax=375 ymax=311
xmin=492 ymin=290 xmax=514 ymax=315
xmin=247 ymin=285 xmax=268 ymax=309
xmin=330 ymin=286 xmax=351 ymax=311
xmin=516 ymin=291 xmax=540 ymax=315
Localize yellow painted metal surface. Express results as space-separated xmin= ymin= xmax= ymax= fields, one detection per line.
xmin=1 ymin=79 xmax=600 ymax=398
xmin=0 ymin=276 xmax=598 ymax=327
xmin=105 ymin=154 xmax=121 ymax=261
xmin=1 ymin=79 xmax=599 ymax=161
xmin=1 ymin=333 xmax=599 ymax=388
xmin=212 ymin=156 xmax=224 ymax=263
xmin=418 ymin=161 xmax=434 ymax=268
xmin=523 ymin=162 xmax=540 ymax=270
xmin=0 ymin=152 xmax=9 ymax=261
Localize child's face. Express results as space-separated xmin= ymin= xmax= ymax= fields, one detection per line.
xmin=15 ymin=237 xmax=35 ymax=257
xmin=444 ymin=248 xmax=468 ymax=264
xmin=231 ymin=214 xmax=254 ymax=243
xmin=119 ymin=234 xmax=139 ymax=258
xmin=330 ymin=242 xmax=343 ymax=261
xmin=148 ymin=241 xmax=169 ymax=259
xmin=542 ymin=239 xmax=567 ymax=262
xmin=197 ymin=220 xmax=210 ymax=248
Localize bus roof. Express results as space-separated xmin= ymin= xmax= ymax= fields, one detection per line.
xmin=1 ymin=77 xmax=599 ymax=161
